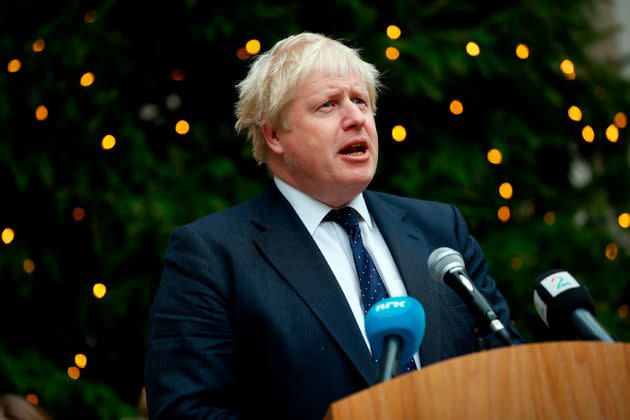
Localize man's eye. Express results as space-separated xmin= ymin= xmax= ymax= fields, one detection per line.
xmin=353 ymin=97 xmax=367 ymax=105
xmin=320 ymin=101 xmax=333 ymax=109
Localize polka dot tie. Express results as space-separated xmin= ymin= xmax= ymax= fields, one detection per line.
xmin=326 ymin=207 xmax=417 ymax=373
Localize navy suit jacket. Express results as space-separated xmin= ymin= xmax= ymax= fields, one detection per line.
xmin=144 ymin=183 xmax=522 ymax=419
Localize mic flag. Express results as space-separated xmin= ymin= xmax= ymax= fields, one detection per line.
xmin=364 ymin=296 xmax=425 ymax=369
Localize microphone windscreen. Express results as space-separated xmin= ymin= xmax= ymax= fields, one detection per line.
xmin=365 ymin=296 xmax=425 ymax=367
xmin=533 ymin=269 xmax=596 ymax=329
xmin=428 ymin=247 xmax=465 ymax=282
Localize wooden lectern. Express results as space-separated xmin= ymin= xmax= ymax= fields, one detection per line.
xmin=324 ymin=341 xmax=630 ymax=419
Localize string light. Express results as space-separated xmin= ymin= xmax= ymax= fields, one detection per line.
xmin=515 ymin=44 xmax=529 ymax=59
xmin=245 ymin=39 xmax=261 ymax=55
xmin=487 ymin=148 xmax=502 ymax=165
xmin=93 ymin=283 xmax=107 ymax=299
xmin=465 ymin=42 xmax=480 ymax=56
xmin=73 ymin=207 xmax=86 ymax=222
xmin=543 ymin=211 xmax=556 ymax=225
xmin=7 ymin=59 xmax=21 ymax=73
xmin=605 ymin=124 xmax=619 ymax=142
xmin=80 ymin=72 xmax=95 ymax=87
xmin=175 ymin=120 xmax=190 ymax=135
xmin=499 ymin=182 xmax=513 ymax=199
xmin=605 ymin=243 xmax=618 ymax=260
xmin=567 ymin=105 xmax=582 ymax=121
xmin=392 ymin=125 xmax=406 ymax=142
xmin=101 ymin=134 xmax=116 ymax=150
xmin=449 ymin=100 xmax=463 ymax=115
xmin=619 ymin=213 xmax=629 ymax=228
xmin=32 ymin=39 xmax=45 ymax=53
xmin=67 ymin=366 xmax=80 ymax=380
xmin=25 ymin=394 xmax=39 ymax=405
xmin=75 ymin=353 xmax=87 ymax=368
xmin=613 ymin=112 xmax=627 ymax=128
xmin=35 ymin=105 xmax=48 ymax=121
xmin=236 ymin=47 xmax=249 ymax=60
xmin=581 ymin=125 xmax=594 ymax=143
xmin=385 ymin=47 xmax=400 ymax=60
xmin=498 ymin=206 xmax=510 ymax=222
xmin=560 ymin=59 xmax=575 ymax=75
xmin=2 ymin=228 xmax=15 ymax=244
xmin=619 ymin=304 xmax=629 ymax=319
xmin=84 ymin=10 xmax=97 ymax=23
xmin=169 ymin=69 xmax=185 ymax=81
xmin=386 ymin=25 xmax=401 ymax=40
xmin=23 ymin=259 xmax=35 ymax=274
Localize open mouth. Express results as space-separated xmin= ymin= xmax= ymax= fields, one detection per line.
xmin=340 ymin=142 xmax=367 ymax=156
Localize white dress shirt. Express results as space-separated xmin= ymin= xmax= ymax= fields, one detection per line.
xmin=274 ymin=177 xmax=421 ymax=367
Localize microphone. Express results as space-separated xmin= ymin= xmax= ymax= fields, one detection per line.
xmin=365 ymin=296 xmax=425 ymax=383
xmin=428 ymin=247 xmax=513 ymax=346
xmin=533 ymin=269 xmax=615 ymax=342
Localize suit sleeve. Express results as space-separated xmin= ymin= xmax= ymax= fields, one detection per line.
xmin=450 ymin=205 xmax=525 ymax=346
xmin=144 ymin=224 xmax=238 ymax=419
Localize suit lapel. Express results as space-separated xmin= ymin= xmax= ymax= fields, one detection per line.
xmin=364 ymin=191 xmax=442 ymax=365
xmin=250 ymin=185 xmax=375 ymax=385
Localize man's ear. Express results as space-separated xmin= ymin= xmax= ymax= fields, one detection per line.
xmin=261 ymin=124 xmax=283 ymax=155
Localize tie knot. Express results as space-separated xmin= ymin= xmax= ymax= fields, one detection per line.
xmin=325 ymin=207 xmax=360 ymax=233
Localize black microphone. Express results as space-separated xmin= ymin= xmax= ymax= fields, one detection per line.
xmin=533 ymin=269 xmax=615 ymax=342
xmin=428 ymin=247 xmax=513 ymax=346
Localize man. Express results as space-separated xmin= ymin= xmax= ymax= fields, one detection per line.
xmin=144 ymin=32 xmax=523 ymax=419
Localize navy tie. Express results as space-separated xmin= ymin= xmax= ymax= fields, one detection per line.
xmin=326 ymin=207 xmax=417 ymax=373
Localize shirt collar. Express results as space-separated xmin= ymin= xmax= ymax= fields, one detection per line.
xmin=273 ymin=176 xmax=373 ymax=236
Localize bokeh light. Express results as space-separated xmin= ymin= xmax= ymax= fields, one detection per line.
xmin=7 ymin=59 xmax=21 ymax=73
xmin=392 ymin=125 xmax=406 ymax=142
xmin=613 ymin=112 xmax=627 ymax=128
xmin=101 ymin=134 xmax=116 ymax=150
xmin=385 ymin=47 xmax=400 ymax=60
xmin=2 ymin=228 xmax=15 ymax=244
xmin=75 ymin=353 xmax=87 ymax=368
xmin=487 ymin=148 xmax=503 ymax=165
xmin=73 ymin=207 xmax=86 ymax=222
xmin=466 ymin=42 xmax=480 ymax=56
xmin=499 ymin=182 xmax=513 ymax=199
xmin=605 ymin=124 xmax=619 ymax=142
xmin=35 ymin=105 xmax=48 ymax=121
xmin=605 ymin=243 xmax=618 ymax=260
xmin=498 ymin=206 xmax=511 ymax=222
xmin=93 ymin=283 xmax=107 ymax=299
xmin=386 ymin=25 xmax=401 ymax=40
xmin=582 ymin=125 xmax=595 ymax=142
xmin=32 ymin=39 xmax=45 ymax=53
xmin=619 ymin=213 xmax=629 ymax=228
xmin=23 ymin=259 xmax=35 ymax=274
xmin=560 ymin=59 xmax=575 ymax=75
xmin=515 ymin=44 xmax=529 ymax=59
xmin=80 ymin=72 xmax=95 ymax=87
xmin=67 ymin=366 xmax=80 ymax=380
xmin=245 ymin=39 xmax=261 ymax=55
xmin=449 ymin=100 xmax=463 ymax=115
xmin=175 ymin=120 xmax=190 ymax=135
xmin=568 ymin=105 xmax=582 ymax=121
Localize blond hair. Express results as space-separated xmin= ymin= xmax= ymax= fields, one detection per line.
xmin=234 ymin=32 xmax=381 ymax=165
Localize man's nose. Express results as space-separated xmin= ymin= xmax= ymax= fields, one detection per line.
xmin=341 ymin=99 xmax=367 ymax=130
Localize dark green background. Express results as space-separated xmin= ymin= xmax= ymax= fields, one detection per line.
xmin=1 ymin=0 xmax=628 ymax=417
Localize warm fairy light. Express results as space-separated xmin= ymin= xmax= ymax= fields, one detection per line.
xmin=499 ymin=182 xmax=513 ymax=199
xmin=245 ymin=39 xmax=261 ymax=55
xmin=101 ymin=134 xmax=116 ymax=150
xmin=175 ymin=120 xmax=190 ymax=135
xmin=80 ymin=72 xmax=95 ymax=87
xmin=23 ymin=259 xmax=35 ymax=274
xmin=619 ymin=213 xmax=630 ymax=228
xmin=386 ymin=25 xmax=401 ymax=40
xmin=543 ymin=211 xmax=556 ymax=225
xmin=605 ymin=243 xmax=618 ymax=260
xmin=25 ymin=394 xmax=39 ymax=405
xmin=35 ymin=105 xmax=48 ymax=121
xmin=566 ymin=72 xmax=576 ymax=80
xmin=67 ymin=366 xmax=80 ymax=380
xmin=449 ymin=100 xmax=463 ymax=115
xmin=498 ymin=206 xmax=511 ymax=223
xmin=32 ymin=39 xmax=45 ymax=53
xmin=84 ymin=10 xmax=97 ymax=23
xmin=93 ymin=283 xmax=107 ymax=299
xmin=511 ymin=257 xmax=523 ymax=270
xmin=567 ymin=105 xmax=582 ymax=121
xmin=605 ymin=124 xmax=619 ymax=142
xmin=236 ymin=47 xmax=249 ymax=60
xmin=385 ymin=47 xmax=400 ymax=60
xmin=582 ymin=125 xmax=595 ymax=143
xmin=619 ymin=304 xmax=629 ymax=319
xmin=392 ymin=125 xmax=406 ymax=142
xmin=487 ymin=148 xmax=502 ymax=165
xmin=515 ymin=44 xmax=529 ymax=59
xmin=170 ymin=69 xmax=185 ymax=81
xmin=465 ymin=42 xmax=480 ymax=56
xmin=73 ymin=207 xmax=86 ymax=222
xmin=75 ymin=353 xmax=87 ymax=368
xmin=560 ymin=59 xmax=575 ymax=75
xmin=7 ymin=59 xmax=21 ymax=73
xmin=613 ymin=112 xmax=627 ymax=128
xmin=2 ymin=228 xmax=15 ymax=244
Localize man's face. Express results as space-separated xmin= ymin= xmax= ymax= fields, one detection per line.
xmin=265 ymin=70 xmax=378 ymax=207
